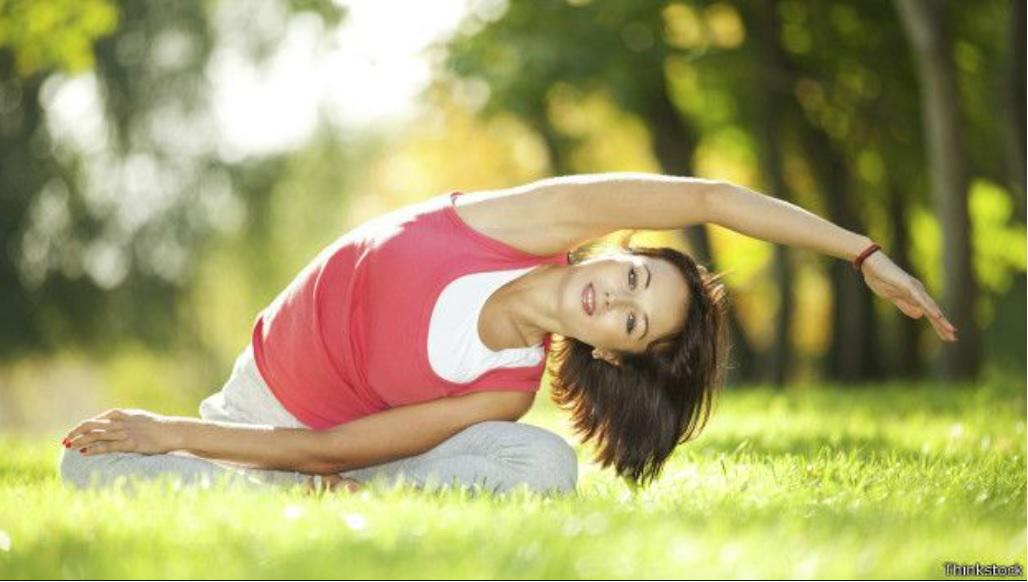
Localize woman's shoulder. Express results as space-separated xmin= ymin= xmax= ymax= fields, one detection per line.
xmin=451 ymin=187 xmax=586 ymax=258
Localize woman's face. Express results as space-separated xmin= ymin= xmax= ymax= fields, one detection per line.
xmin=564 ymin=252 xmax=690 ymax=356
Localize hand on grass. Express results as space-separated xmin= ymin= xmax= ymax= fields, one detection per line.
xmin=62 ymin=408 xmax=180 ymax=455
xmin=860 ymin=251 xmax=958 ymax=342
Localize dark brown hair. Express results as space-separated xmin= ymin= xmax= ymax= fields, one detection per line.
xmin=548 ymin=233 xmax=730 ymax=485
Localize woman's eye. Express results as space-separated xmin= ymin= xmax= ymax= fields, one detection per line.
xmin=626 ymin=313 xmax=635 ymax=334
xmin=628 ymin=267 xmax=637 ymax=289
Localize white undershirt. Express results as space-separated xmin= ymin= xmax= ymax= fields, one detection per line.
xmin=427 ymin=267 xmax=545 ymax=384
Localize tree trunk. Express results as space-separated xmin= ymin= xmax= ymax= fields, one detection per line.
xmin=886 ymin=179 xmax=924 ymax=377
xmin=759 ymin=0 xmax=883 ymax=383
xmin=754 ymin=0 xmax=795 ymax=387
xmin=798 ymin=126 xmax=885 ymax=383
xmin=895 ymin=0 xmax=981 ymax=380
xmin=1003 ymin=0 xmax=1026 ymax=221
xmin=530 ymin=113 xmax=576 ymax=176
xmin=0 ymin=52 xmax=47 ymax=355
xmin=645 ymin=78 xmax=760 ymax=385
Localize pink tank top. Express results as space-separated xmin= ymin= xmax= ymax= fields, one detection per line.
xmin=251 ymin=191 xmax=569 ymax=429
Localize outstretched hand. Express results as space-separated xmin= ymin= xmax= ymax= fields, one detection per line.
xmin=860 ymin=252 xmax=958 ymax=342
xmin=62 ymin=408 xmax=180 ymax=455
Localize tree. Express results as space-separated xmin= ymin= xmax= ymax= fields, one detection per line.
xmin=895 ymin=0 xmax=981 ymax=380
xmin=0 ymin=0 xmax=344 ymax=359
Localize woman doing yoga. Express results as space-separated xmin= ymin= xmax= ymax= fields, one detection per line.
xmin=58 ymin=173 xmax=957 ymax=494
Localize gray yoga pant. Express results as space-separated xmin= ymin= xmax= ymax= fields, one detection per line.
xmin=58 ymin=346 xmax=578 ymax=496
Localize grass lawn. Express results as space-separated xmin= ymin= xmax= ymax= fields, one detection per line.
xmin=1 ymin=381 xmax=1025 ymax=579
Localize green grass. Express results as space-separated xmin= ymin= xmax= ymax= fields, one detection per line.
xmin=1 ymin=381 xmax=1025 ymax=579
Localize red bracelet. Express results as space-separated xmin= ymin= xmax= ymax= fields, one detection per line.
xmin=852 ymin=243 xmax=882 ymax=274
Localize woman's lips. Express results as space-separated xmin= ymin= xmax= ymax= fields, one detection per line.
xmin=582 ymin=282 xmax=595 ymax=316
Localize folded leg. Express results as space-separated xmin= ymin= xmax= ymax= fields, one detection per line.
xmin=341 ymin=420 xmax=578 ymax=496
xmin=57 ymin=447 xmax=268 ymax=493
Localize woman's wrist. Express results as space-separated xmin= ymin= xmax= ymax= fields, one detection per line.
xmin=165 ymin=417 xmax=194 ymax=452
xmin=847 ymin=235 xmax=877 ymax=263
xmin=852 ymin=241 xmax=883 ymax=274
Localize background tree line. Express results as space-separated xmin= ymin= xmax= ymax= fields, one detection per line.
xmin=0 ymin=0 xmax=1023 ymax=415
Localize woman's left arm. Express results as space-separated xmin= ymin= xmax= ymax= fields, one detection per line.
xmin=63 ymin=409 xmax=322 ymax=471
xmin=62 ymin=390 xmax=535 ymax=474
xmin=704 ymin=182 xmax=957 ymax=342
xmin=704 ymin=183 xmax=869 ymax=260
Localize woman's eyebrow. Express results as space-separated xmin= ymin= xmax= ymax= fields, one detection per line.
xmin=639 ymin=262 xmax=652 ymax=341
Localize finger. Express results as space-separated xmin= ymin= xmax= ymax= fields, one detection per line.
xmin=913 ymin=288 xmax=945 ymax=323
xmin=99 ymin=409 xmax=126 ymax=420
xmin=79 ymin=439 xmax=134 ymax=456
xmin=909 ymin=285 xmax=952 ymax=328
xmin=894 ymin=298 xmax=923 ymax=319
xmin=925 ymin=309 xmax=957 ymax=342
xmin=64 ymin=419 xmax=117 ymax=442
xmin=912 ymin=289 xmax=958 ymax=341
xmin=69 ymin=428 xmax=127 ymax=449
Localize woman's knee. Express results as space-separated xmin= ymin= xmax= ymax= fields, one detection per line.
xmin=471 ymin=421 xmax=579 ymax=494
xmin=59 ymin=447 xmax=123 ymax=489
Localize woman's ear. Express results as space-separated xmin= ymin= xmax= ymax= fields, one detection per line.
xmin=592 ymin=347 xmax=622 ymax=367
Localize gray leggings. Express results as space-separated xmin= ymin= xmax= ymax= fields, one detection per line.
xmin=58 ymin=346 xmax=578 ymax=496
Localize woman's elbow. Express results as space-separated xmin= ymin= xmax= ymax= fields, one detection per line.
xmin=297 ymin=432 xmax=353 ymax=474
xmin=301 ymin=455 xmax=351 ymax=475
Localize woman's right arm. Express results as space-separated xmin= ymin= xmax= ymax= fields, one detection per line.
xmin=65 ymin=391 xmax=534 ymax=475
xmin=309 ymin=389 xmax=535 ymax=473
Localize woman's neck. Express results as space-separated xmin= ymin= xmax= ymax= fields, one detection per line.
xmin=479 ymin=264 xmax=565 ymax=350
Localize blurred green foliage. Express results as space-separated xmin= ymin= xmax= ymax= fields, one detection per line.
xmin=0 ymin=0 xmax=118 ymax=76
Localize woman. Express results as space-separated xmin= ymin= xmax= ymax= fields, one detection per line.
xmin=58 ymin=173 xmax=957 ymax=494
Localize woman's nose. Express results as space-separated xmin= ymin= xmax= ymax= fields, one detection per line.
xmin=605 ymin=290 xmax=634 ymax=310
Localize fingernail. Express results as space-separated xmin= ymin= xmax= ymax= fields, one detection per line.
xmin=79 ymin=448 xmax=87 ymax=454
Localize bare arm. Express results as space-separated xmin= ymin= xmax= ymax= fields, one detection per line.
xmin=701 ymin=182 xmax=956 ymax=340
xmin=457 ymin=173 xmax=719 ymax=256
xmin=704 ymin=182 xmax=873 ymax=261
xmin=542 ymin=172 xmax=863 ymax=257
xmin=546 ymin=173 xmax=956 ymax=341
xmin=179 ymin=390 xmax=534 ymax=474
xmin=65 ymin=391 xmax=535 ymax=475
xmin=538 ymin=172 xmax=721 ymax=237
